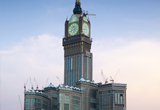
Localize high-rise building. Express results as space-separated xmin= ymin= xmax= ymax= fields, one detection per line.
xmin=24 ymin=0 xmax=127 ymax=110
xmin=63 ymin=0 xmax=92 ymax=86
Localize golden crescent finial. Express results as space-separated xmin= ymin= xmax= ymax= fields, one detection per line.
xmin=76 ymin=0 xmax=80 ymax=3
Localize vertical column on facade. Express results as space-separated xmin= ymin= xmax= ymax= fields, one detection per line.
xmin=91 ymin=53 xmax=93 ymax=81
xmin=87 ymin=57 xmax=89 ymax=79
xmin=67 ymin=58 xmax=69 ymax=85
xmin=74 ymin=56 xmax=76 ymax=85
xmin=64 ymin=58 xmax=66 ymax=85
xmin=78 ymin=55 xmax=80 ymax=80
xmin=77 ymin=55 xmax=79 ymax=80
xmin=76 ymin=55 xmax=78 ymax=81
xmin=81 ymin=54 xmax=83 ymax=79
xmin=71 ymin=57 xmax=73 ymax=86
xmin=69 ymin=57 xmax=71 ymax=86
xmin=72 ymin=56 xmax=74 ymax=86
xmin=75 ymin=56 xmax=77 ymax=84
xmin=124 ymin=90 xmax=126 ymax=110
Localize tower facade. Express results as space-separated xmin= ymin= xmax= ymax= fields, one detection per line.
xmin=63 ymin=0 xmax=92 ymax=86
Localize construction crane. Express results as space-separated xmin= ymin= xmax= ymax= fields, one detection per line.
xmin=34 ymin=78 xmax=38 ymax=90
xmin=56 ymin=76 xmax=62 ymax=85
xmin=24 ymin=79 xmax=28 ymax=91
xmin=18 ymin=95 xmax=23 ymax=110
xmin=30 ymin=77 xmax=34 ymax=89
xmin=25 ymin=79 xmax=28 ymax=86
xmin=45 ymin=78 xmax=49 ymax=87
xmin=83 ymin=10 xmax=96 ymax=17
xmin=101 ymin=70 xmax=108 ymax=84
xmin=110 ymin=69 xmax=120 ymax=83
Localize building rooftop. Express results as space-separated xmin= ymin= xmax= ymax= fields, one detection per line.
xmin=58 ymin=84 xmax=81 ymax=93
xmin=44 ymin=83 xmax=82 ymax=93
xmin=25 ymin=89 xmax=49 ymax=99
xmin=44 ymin=83 xmax=57 ymax=91
xmin=99 ymin=83 xmax=127 ymax=87
xmin=76 ymin=78 xmax=98 ymax=87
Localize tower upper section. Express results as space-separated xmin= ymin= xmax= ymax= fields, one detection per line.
xmin=64 ymin=14 xmax=91 ymax=38
xmin=63 ymin=0 xmax=92 ymax=57
xmin=64 ymin=0 xmax=91 ymax=39
xmin=73 ymin=0 xmax=82 ymax=14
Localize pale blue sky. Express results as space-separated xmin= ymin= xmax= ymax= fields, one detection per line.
xmin=1 ymin=0 xmax=160 ymax=49
xmin=0 ymin=0 xmax=160 ymax=110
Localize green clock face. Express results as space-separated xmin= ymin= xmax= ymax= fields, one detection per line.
xmin=83 ymin=23 xmax=89 ymax=36
xmin=69 ymin=23 xmax=79 ymax=36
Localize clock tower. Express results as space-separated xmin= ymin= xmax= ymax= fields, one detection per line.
xmin=63 ymin=0 xmax=92 ymax=86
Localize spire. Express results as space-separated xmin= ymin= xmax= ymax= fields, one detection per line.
xmin=73 ymin=0 xmax=82 ymax=14
xmin=76 ymin=0 xmax=80 ymax=5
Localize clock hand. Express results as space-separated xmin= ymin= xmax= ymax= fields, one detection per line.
xmin=71 ymin=28 xmax=74 ymax=32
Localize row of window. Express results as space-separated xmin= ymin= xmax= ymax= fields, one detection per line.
xmin=59 ymin=103 xmax=81 ymax=110
xmin=115 ymin=94 xmax=124 ymax=104
xmin=60 ymin=94 xmax=81 ymax=100
xmin=25 ymin=107 xmax=46 ymax=110
xmin=72 ymin=96 xmax=80 ymax=100
xmin=83 ymin=56 xmax=92 ymax=80
xmin=65 ymin=42 xmax=82 ymax=48
xmin=25 ymin=98 xmax=48 ymax=109
xmin=65 ymin=47 xmax=82 ymax=56
xmin=99 ymin=90 xmax=124 ymax=94
xmin=99 ymin=90 xmax=114 ymax=94
xmin=90 ymin=97 xmax=99 ymax=104
xmin=99 ymin=94 xmax=124 ymax=105
xmin=90 ymin=89 xmax=97 ymax=98
xmin=99 ymin=106 xmax=113 ymax=110
xmin=72 ymin=99 xmax=80 ymax=105
xmin=99 ymin=94 xmax=113 ymax=105
xmin=25 ymin=98 xmax=41 ymax=102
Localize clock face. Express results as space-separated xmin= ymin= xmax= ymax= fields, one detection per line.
xmin=68 ymin=23 xmax=79 ymax=36
xmin=83 ymin=23 xmax=89 ymax=36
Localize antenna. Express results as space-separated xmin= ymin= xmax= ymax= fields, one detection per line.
xmin=18 ymin=95 xmax=23 ymax=110
xmin=56 ymin=76 xmax=62 ymax=85
xmin=45 ymin=78 xmax=49 ymax=87
xmin=110 ymin=69 xmax=120 ymax=83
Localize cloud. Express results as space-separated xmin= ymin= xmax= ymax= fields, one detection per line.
xmin=0 ymin=34 xmax=64 ymax=110
xmin=1 ymin=35 xmax=160 ymax=110
xmin=92 ymin=38 xmax=160 ymax=110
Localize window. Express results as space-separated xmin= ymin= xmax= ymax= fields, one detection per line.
xmin=65 ymin=95 xmax=70 ymax=98
xmin=108 ymin=90 xmax=113 ymax=93
xmin=64 ymin=104 xmax=69 ymax=110
xmin=72 ymin=105 xmax=81 ymax=110
xmin=72 ymin=99 xmax=80 ymax=105
xmin=72 ymin=96 xmax=80 ymax=100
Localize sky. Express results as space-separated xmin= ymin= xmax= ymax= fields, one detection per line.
xmin=0 ymin=0 xmax=160 ymax=110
